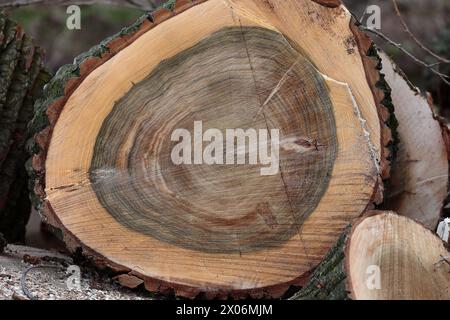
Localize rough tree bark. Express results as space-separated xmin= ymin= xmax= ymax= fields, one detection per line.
xmin=0 ymin=12 xmax=48 ymax=242
xmin=291 ymin=211 xmax=450 ymax=300
xmin=27 ymin=0 xmax=396 ymax=298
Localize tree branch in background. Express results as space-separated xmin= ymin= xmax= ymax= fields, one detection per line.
xmin=361 ymin=26 xmax=450 ymax=86
xmin=391 ymin=0 xmax=450 ymax=64
xmin=0 ymin=0 xmax=163 ymax=10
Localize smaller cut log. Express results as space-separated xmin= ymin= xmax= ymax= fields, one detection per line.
xmin=291 ymin=211 xmax=450 ymax=300
xmin=380 ymin=51 xmax=449 ymax=230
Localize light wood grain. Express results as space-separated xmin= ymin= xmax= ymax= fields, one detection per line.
xmin=348 ymin=212 xmax=450 ymax=300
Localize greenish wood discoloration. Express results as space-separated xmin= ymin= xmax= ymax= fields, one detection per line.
xmin=89 ymin=26 xmax=338 ymax=253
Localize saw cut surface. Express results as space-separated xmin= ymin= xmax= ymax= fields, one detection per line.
xmin=89 ymin=27 xmax=337 ymax=253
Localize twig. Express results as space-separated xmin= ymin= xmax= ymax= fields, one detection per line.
xmin=391 ymin=0 xmax=450 ymax=64
xmin=361 ymin=26 xmax=450 ymax=86
xmin=428 ymin=62 xmax=443 ymax=67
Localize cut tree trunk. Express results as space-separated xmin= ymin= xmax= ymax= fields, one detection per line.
xmin=28 ymin=0 xmax=395 ymax=298
xmin=379 ymin=51 xmax=449 ymax=230
xmin=0 ymin=12 xmax=47 ymax=242
xmin=291 ymin=211 xmax=450 ymax=300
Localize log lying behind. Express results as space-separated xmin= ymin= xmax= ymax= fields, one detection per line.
xmin=28 ymin=0 xmax=394 ymax=298
xmin=0 ymin=12 xmax=47 ymax=242
xmin=379 ymin=51 xmax=449 ymax=230
xmin=292 ymin=211 xmax=450 ymax=300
